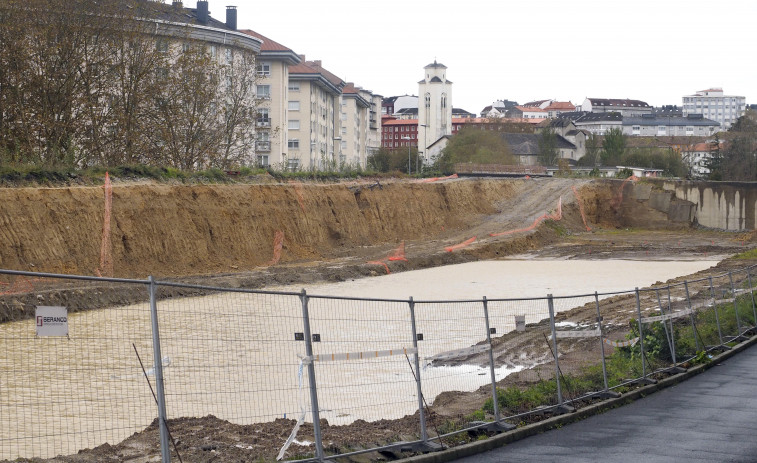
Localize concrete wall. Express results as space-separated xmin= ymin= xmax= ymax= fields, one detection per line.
xmin=650 ymin=180 xmax=757 ymax=230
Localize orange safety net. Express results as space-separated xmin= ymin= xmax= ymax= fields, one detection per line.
xmin=365 ymin=241 xmax=408 ymax=274
xmin=489 ymin=196 xmax=562 ymax=237
xmin=387 ymin=241 xmax=407 ymax=261
xmin=611 ymin=175 xmax=638 ymax=209
xmin=571 ymin=186 xmax=592 ymax=232
xmin=417 ymin=174 xmax=458 ymax=183
xmin=267 ymin=230 xmax=285 ymax=266
xmin=288 ymin=180 xmax=306 ymax=213
xmin=95 ymin=172 xmax=114 ymax=278
xmin=445 ymin=236 xmax=476 ymax=253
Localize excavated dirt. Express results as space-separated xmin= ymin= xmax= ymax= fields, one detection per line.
xmin=2 ymin=176 xmax=756 ymax=462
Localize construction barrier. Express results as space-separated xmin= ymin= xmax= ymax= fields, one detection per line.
xmin=2 ymin=265 xmax=756 ymax=461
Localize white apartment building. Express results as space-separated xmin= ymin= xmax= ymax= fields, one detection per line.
xmin=682 ymin=88 xmax=745 ymax=131
xmin=339 ymin=84 xmax=383 ymax=167
xmin=240 ymin=30 xmax=300 ymax=168
xmin=287 ymin=58 xmax=345 ymax=170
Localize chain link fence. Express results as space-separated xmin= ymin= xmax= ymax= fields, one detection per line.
xmin=1 ymin=265 xmax=756 ymax=462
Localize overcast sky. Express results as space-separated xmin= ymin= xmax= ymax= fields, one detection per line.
xmin=207 ymin=0 xmax=755 ymax=114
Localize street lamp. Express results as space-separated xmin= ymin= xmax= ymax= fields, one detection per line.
xmin=401 ymin=136 xmax=412 ymax=175
xmin=418 ymin=124 xmax=428 ymax=173
xmin=333 ymin=136 xmax=342 ymax=168
xmin=309 ymin=141 xmax=316 ymax=171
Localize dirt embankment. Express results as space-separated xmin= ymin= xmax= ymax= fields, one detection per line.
xmin=0 ymin=177 xmax=753 ymax=324
xmin=0 ymin=178 xmax=526 ymax=277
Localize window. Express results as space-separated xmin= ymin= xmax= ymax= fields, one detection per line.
xmin=288 ymin=139 xmax=300 ymax=149
xmin=209 ymin=45 xmax=217 ymax=58
xmin=156 ymin=39 xmax=168 ymax=53
xmin=425 ymin=93 xmax=431 ymax=108
xmin=686 ymin=126 xmax=694 ymax=135
xmin=225 ymin=48 xmax=233 ymax=64
xmin=257 ymin=108 xmax=270 ymax=126
xmin=256 ymin=61 xmax=271 ymax=76
xmin=288 ymin=158 xmax=300 ymax=170
xmin=257 ymin=155 xmax=269 ymax=167
xmin=182 ymin=42 xmax=191 ymax=53
xmin=632 ymin=125 xmax=640 ymax=135
xmin=657 ymin=126 xmax=667 ymax=135
xmin=256 ymin=85 xmax=270 ymax=99
xmin=288 ymin=101 xmax=300 ymax=111
xmin=288 ymin=81 xmax=300 ymax=91
xmin=288 ymin=120 xmax=300 ymax=130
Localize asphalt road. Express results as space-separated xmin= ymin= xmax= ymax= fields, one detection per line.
xmin=452 ymin=345 xmax=757 ymax=463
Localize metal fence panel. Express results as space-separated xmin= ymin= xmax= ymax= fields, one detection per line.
xmin=0 ymin=273 xmax=153 ymax=460
xmin=413 ymin=300 xmax=490 ymax=433
xmin=152 ymin=284 xmax=307 ymax=460
xmin=304 ymin=295 xmax=419 ymax=456
xmin=551 ymin=294 xmax=610 ymax=400
xmin=484 ymin=297 xmax=557 ymax=416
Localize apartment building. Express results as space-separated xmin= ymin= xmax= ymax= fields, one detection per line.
xmin=286 ymin=58 xmax=345 ymax=170
xmin=581 ymin=98 xmax=653 ymax=117
xmin=682 ymin=88 xmax=746 ymax=131
xmin=240 ymin=30 xmax=300 ymax=168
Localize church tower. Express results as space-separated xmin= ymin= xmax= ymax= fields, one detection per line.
xmin=418 ymin=61 xmax=453 ymax=164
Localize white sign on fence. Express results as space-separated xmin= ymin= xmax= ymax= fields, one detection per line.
xmin=35 ymin=306 xmax=68 ymax=337
xmin=515 ymin=315 xmax=526 ymax=332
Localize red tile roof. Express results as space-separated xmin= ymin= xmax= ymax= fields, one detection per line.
xmin=544 ymin=101 xmax=575 ymax=111
xmin=515 ymin=106 xmax=547 ymax=113
xmin=239 ymin=29 xmax=293 ymax=52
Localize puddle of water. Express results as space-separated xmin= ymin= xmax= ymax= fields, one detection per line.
xmin=0 ymin=259 xmax=718 ymax=459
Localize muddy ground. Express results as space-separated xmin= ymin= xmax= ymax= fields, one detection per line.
xmin=2 ymin=177 xmax=757 ymax=462
xmin=7 ymin=228 xmax=756 ymax=463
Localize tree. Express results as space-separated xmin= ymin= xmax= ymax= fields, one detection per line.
xmin=713 ymin=111 xmax=757 ymax=181
xmin=436 ymin=126 xmax=515 ymax=172
xmin=537 ymin=127 xmax=559 ymax=166
xmin=601 ymin=128 xmax=626 ymax=165
xmin=367 ymin=147 xmax=417 ymax=173
xmin=0 ymin=0 xmax=263 ymax=170
xmin=585 ymin=133 xmax=602 ymax=166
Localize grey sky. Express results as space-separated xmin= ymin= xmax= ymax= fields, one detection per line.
xmin=209 ymin=0 xmax=755 ymax=114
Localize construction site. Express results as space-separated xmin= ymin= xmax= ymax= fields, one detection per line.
xmin=1 ymin=175 xmax=756 ymax=462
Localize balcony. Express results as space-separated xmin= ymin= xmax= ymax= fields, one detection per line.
xmin=256 ymin=120 xmax=271 ymax=128
xmin=256 ymin=141 xmax=271 ymax=152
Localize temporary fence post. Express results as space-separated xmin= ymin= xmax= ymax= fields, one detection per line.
xmin=547 ymin=295 xmax=564 ymax=407
xmin=148 ymin=276 xmax=171 ymax=463
xmin=728 ymin=272 xmax=744 ymax=338
xmin=747 ymin=268 xmax=757 ymax=328
xmin=594 ymin=292 xmax=619 ymax=398
xmin=634 ymin=288 xmax=650 ymax=381
xmin=483 ymin=297 xmax=500 ymax=420
xmin=299 ymin=290 xmax=324 ymax=462
xmin=408 ymin=297 xmax=429 ymax=445
xmin=683 ymin=281 xmax=702 ymax=353
xmin=656 ymin=289 xmax=676 ymax=365
xmin=708 ymin=277 xmax=725 ymax=346
xmin=481 ymin=297 xmax=514 ymax=430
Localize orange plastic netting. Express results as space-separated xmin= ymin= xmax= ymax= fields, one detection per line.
xmin=267 ymin=230 xmax=285 ymax=266
xmin=445 ymin=236 xmax=476 ymax=252
xmin=288 ymin=180 xmax=306 ymax=213
xmin=611 ymin=175 xmax=638 ymax=209
xmin=571 ymin=186 xmax=591 ymax=232
xmin=366 ymin=241 xmax=408 ymax=273
xmin=489 ymin=196 xmax=562 ymax=238
xmin=416 ymin=174 xmax=458 ymax=183
xmin=95 ymin=172 xmax=114 ymax=277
